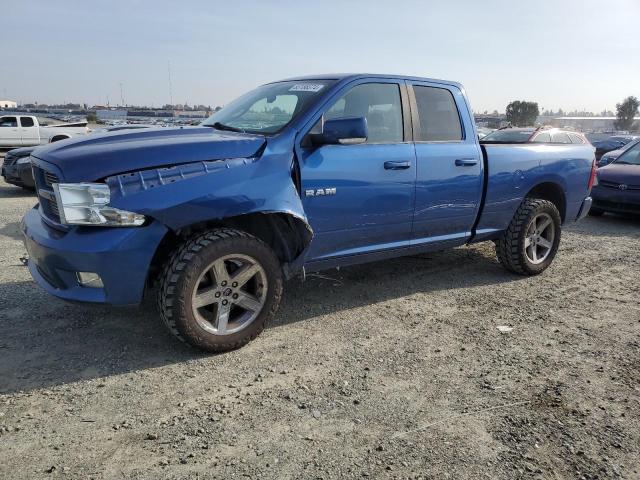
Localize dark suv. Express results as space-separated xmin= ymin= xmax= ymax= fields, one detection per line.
xmin=1 ymin=146 xmax=36 ymax=190
xmin=482 ymin=127 xmax=590 ymax=145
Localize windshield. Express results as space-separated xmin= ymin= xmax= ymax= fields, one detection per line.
xmin=202 ymin=80 xmax=334 ymax=134
xmin=615 ymin=141 xmax=640 ymax=165
xmin=481 ymin=129 xmax=534 ymax=143
xmin=609 ymin=136 xmax=634 ymax=145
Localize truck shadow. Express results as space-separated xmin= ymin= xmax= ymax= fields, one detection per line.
xmin=565 ymin=214 xmax=640 ymax=238
xmin=0 ymin=246 xmax=518 ymax=394
xmin=0 ymin=184 xmax=36 ymax=198
xmin=0 ymin=221 xmax=25 ymax=241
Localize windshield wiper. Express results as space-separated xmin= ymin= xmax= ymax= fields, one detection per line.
xmin=209 ymin=122 xmax=246 ymax=133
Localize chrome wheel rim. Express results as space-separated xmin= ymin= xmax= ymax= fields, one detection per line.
xmin=191 ymin=254 xmax=267 ymax=336
xmin=524 ymin=213 xmax=555 ymax=265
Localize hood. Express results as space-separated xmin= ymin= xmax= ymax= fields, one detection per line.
xmin=32 ymin=127 xmax=266 ymax=182
xmin=6 ymin=146 xmax=36 ymax=158
xmin=601 ymin=147 xmax=624 ymax=159
xmin=597 ymin=163 xmax=640 ymax=185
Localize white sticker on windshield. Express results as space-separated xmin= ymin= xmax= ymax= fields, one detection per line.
xmin=289 ymin=84 xmax=325 ymax=92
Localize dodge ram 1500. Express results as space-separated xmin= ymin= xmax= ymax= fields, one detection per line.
xmin=21 ymin=74 xmax=596 ymax=352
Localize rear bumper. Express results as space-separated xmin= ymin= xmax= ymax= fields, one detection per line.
xmin=21 ymin=207 xmax=168 ymax=305
xmin=576 ymin=196 xmax=592 ymax=220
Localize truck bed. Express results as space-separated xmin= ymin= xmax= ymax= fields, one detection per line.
xmin=474 ymin=142 xmax=595 ymax=240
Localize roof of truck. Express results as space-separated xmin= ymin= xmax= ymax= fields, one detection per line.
xmin=273 ymin=73 xmax=463 ymax=89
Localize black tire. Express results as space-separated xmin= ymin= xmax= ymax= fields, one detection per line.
xmin=588 ymin=208 xmax=604 ymax=217
xmin=495 ymin=198 xmax=562 ymax=276
xmin=157 ymin=228 xmax=283 ymax=352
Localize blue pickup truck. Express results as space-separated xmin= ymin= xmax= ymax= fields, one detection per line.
xmin=22 ymin=74 xmax=596 ymax=351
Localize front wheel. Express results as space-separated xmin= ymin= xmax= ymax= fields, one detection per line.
xmin=495 ymin=198 xmax=562 ymax=275
xmin=158 ymin=228 xmax=283 ymax=352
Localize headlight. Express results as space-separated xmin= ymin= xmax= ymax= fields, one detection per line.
xmin=16 ymin=157 xmax=31 ymax=165
xmin=52 ymin=183 xmax=145 ymax=226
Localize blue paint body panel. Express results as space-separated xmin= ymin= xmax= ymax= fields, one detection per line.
xmin=22 ymin=73 xmax=595 ymax=305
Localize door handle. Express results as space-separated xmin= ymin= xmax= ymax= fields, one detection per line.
xmin=455 ymin=158 xmax=478 ymax=167
xmin=384 ymin=161 xmax=411 ymax=170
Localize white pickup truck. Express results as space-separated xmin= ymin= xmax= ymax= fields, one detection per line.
xmin=0 ymin=114 xmax=89 ymax=148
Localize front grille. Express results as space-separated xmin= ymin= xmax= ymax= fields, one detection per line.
xmin=44 ymin=171 xmax=59 ymax=187
xmin=33 ymin=163 xmax=62 ymax=223
xmin=599 ymin=180 xmax=640 ymax=191
xmin=2 ymin=155 xmax=17 ymax=167
xmin=50 ymin=200 xmax=60 ymax=218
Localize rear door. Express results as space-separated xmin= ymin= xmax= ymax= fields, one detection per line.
xmin=19 ymin=116 xmax=40 ymax=145
xmin=0 ymin=116 xmax=21 ymax=146
xmin=408 ymin=82 xmax=483 ymax=246
xmin=299 ymin=79 xmax=417 ymax=262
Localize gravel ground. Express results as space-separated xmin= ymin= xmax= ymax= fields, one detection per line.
xmin=0 ymin=168 xmax=639 ymax=479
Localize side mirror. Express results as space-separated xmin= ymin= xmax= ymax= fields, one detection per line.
xmin=313 ymin=117 xmax=367 ymax=146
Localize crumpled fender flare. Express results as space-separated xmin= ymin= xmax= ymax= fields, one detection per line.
xmin=106 ymin=151 xmax=314 ymax=276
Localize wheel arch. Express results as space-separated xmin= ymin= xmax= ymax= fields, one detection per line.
xmin=146 ymin=211 xmax=313 ymax=289
xmin=525 ymin=182 xmax=566 ymax=222
xmin=49 ymin=134 xmax=71 ymax=143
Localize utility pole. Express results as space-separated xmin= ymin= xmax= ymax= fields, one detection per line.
xmin=119 ymin=82 xmax=125 ymax=107
xmin=168 ymin=60 xmax=174 ymax=109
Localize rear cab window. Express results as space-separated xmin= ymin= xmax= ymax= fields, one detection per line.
xmin=568 ymin=133 xmax=585 ymax=144
xmin=20 ymin=117 xmax=35 ymax=127
xmin=551 ymin=132 xmax=571 ymax=144
xmin=531 ymin=132 xmax=551 ymax=143
xmin=411 ymin=85 xmax=463 ymax=142
xmin=481 ymin=129 xmax=534 ymax=143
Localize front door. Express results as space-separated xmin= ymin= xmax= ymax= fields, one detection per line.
xmin=300 ymin=81 xmax=416 ymax=263
xmin=408 ymin=82 xmax=483 ymax=247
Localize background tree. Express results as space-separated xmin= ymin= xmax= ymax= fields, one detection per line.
xmin=614 ymin=96 xmax=639 ymax=131
xmin=505 ymin=101 xmax=539 ymax=126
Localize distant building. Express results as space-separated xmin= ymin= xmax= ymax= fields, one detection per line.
xmin=0 ymin=100 xmax=18 ymax=109
xmin=547 ymin=116 xmax=640 ymax=132
xmin=96 ymin=109 xmax=128 ymax=121
xmin=176 ymin=110 xmax=208 ymax=118
xmin=474 ymin=113 xmax=508 ymax=129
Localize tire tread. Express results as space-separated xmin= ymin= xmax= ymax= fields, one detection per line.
xmin=157 ymin=228 xmax=282 ymax=352
xmin=495 ymin=198 xmax=560 ymax=275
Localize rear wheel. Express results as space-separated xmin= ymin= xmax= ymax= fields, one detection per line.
xmin=495 ymin=198 xmax=561 ymax=275
xmin=158 ymin=228 xmax=283 ymax=352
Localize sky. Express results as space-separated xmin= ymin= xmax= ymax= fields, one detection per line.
xmin=2 ymin=0 xmax=639 ymax=113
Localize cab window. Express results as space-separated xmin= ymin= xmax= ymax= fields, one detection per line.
xmin=323 ymin=83 xmax=403 ymax=143
xmin=0 ymin=117 xmax=18 ymax=127
xmin=20 ymin=117 xmax=35 ymax=128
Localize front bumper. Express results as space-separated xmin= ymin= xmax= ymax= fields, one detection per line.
xmin=591 ymin=186 xmax=640 ymax=215
xmin=22 ymin=207 xmax=168 ymax=305
xmin=2 ymin=162 xmax=34 ymax=188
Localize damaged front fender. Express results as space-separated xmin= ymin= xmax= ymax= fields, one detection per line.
xmin=105 ymin=148 xmax=313 ymax=276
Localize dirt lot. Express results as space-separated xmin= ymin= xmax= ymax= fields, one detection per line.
xmin=0 ymin=169 xmax=639 ymax=479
